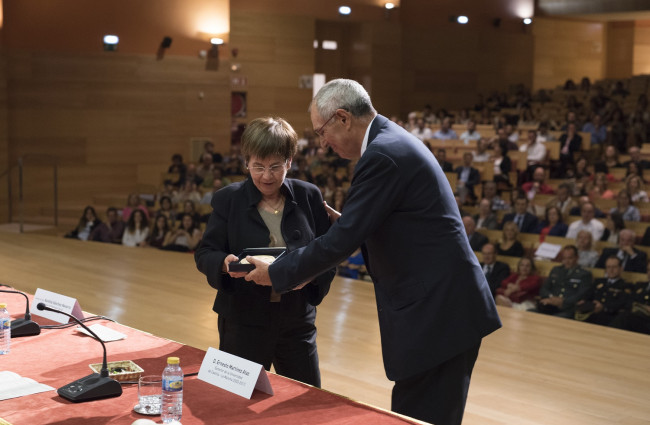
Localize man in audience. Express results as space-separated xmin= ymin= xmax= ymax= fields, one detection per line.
xmin=501 ymin=197 xmax=538 ymax=233
xmin=522 ymin=166 xmax=554 ymax=200
xmin=89 ymin=207 xmax=125 ymax=244
xmin=490 ymin=127 xmax=518 ymax=151
xmin=537 ymin=245 xmax=593 ymax=318
xmin=472 ymin=139 xmax=490 ymax=163
xmin=435 ymin=148 xmax=454 ymax=172
xmin=480 ymin=243 xmax=511 ymax=296
xmin=569 ymin=195 xmax=606 ymax=218
xmin=582 ymin=113 xmax=607 ymax=148
xmin=611 ymin=261 xmax=650 ymax=335
xmin=595 ymin=229 xmax=648 ymax=273
xmin=575 ymin=256 xmax=629 ymax=326
xmin=196 ymin=153 xmax=215 ymax=181
xmin=505 ymin=124 xmax=519 ymax=143
xmin=455 ymin=152 xmax=480 ymax=203
xmin=519 ymin=130 xmax=547 ymax=169
xmin=558 ymin=123 xmax=582 ymax=177
xmin=482 ymin=181 xmax=509 ymax=211
xmin=463 ymin=216 xmax=488 ymax=251
xmin=566 ymin=202 xmax=604 ymax=241
xmin=410 ymin=118 xmax=433 ymax=141
xmin=536 ymin=122 xmax=555 ymax=143
xmin=546 ymin=183 xmax=577 ymax=220
xmin=474 ymin=198 xmax=498 ymax=230
xmin=622 ymin=146 xmax=650 ymax=171
xmin=432 ymin=117 xmax=458 ymax=140
xmin=459 ymin=119 xmax=481 ymax=145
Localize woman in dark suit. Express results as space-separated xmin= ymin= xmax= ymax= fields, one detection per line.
xmin=195 ymin=117 xmax=335 ymax=387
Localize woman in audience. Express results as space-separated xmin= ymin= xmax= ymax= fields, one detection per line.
xmin=491 ymin=141 xmax=512 ymax=186
xmin=65 ymin=206 xmax=101 ymax=241
xmin=156 ymin=196 xmax=176 ymax=228
xmin=600 ymin=211 xmax=625 ymax=244
xmin=610 ymin=190 xmax=640 ymax=222
xmin=589 ymin=173 xmax=614 ymax=200
xmin=495 ymin=257 xmax=542 ymax=311
xmin=576 ymin=230 xmax=599 ymax=268
xmin=537 ymin=206 xmax=568 ymax=242
xmin=497 ymin=221 xmax=525 ymax=258
xmin=598 ymin=145 xmax=622 ymax=172
xmin=177 ymin=200 xmax=201 ymax=224
xmin=625 ymin=161 xmax=644 ymax=182
xmin=145 ymin=214 xmax=170 ymax=249
xmin=626 ymin=175 xmax=649 ymax=203
xmin=122 ymin=193 xmax=150 ymax=222
xmin=163 ymin=213 xmax=202 ymax=252
xmin=122 ymin=209 xmax=149 ymax=247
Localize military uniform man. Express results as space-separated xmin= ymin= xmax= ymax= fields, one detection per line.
xmin=611 ymin=264 xmax=650 ymax=335
xmin=575 ymin=256 xmax=630 ymax=325
xmin=537 ymin=245 xmax=593 ymax=318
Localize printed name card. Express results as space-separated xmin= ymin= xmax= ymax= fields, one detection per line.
xmin=31 ymin=288 xmax=84 ymax=324
xmin=198 ymin=348 xmax=273 ymax=399
xmin=534 ymin=242 xmax=562 ymax=260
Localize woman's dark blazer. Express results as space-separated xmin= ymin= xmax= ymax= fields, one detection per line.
xmin=195 ymin=177 xmax=335 ymax=326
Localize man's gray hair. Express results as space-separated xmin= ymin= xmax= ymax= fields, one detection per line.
xmin=310 ymin=79 xmax=376 ymax=118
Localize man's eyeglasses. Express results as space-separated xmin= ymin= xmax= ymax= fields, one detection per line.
xmin=314 ymin=113 xmax=337 ymax=138
xmin=247 ymin=161 xmax=287 ymax=176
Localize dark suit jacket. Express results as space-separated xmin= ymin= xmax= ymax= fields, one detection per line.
xmin=195 ymin=178 xmax=336 ymax=326
xmin=473 ymin=213 xmax=498 ymax=230
xmin=268 ymin=114 xmax=501 ymax=381
xmin=480 ymin=261 xmax=511 ymax=296
xmin=595 ymin=247 xmax=648 ymax=274
xmin=558 ymin=133 xmax=582 ymax=156
xmin=455 ymin=165 xmax=481 ymax=188
xmin=501 ymin=212 xmax=539 ymax=234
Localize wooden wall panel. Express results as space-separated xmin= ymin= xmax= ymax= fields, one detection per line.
xmin=230 ymin=11 xmax=315 ymax=133
xmin=532 ymin=17 xmax=605 ymax=91
xmin=606 ymin=22 xmax=634 ymax=79
xmin=3 ymin=50 xmax=230 ymax=222
xmin=633 ymin=23 xmax=650 ymax=76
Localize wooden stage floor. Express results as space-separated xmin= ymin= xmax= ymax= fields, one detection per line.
xmin=1 ymin=232 xmax=649 ymax=424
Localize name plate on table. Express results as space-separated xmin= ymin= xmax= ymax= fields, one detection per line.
xmin=198 ymin=348 xmax=273 ymax=399
xmin=31 ymin=288 xmax=83 ymax=324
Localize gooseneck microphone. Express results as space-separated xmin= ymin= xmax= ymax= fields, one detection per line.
xmin=36 ymin=302 xmax=122 ymax=402
xmin=0 ymin=289 xmax=41 ymax=337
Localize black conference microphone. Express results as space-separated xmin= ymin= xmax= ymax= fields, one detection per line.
xmin=0 ymin=289 xmax=41 ymax=337
xmin=36 ymin=302 xmax=122 ymax=402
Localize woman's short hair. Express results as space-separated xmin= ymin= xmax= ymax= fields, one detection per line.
xmin=241 ymin=117 xmax=298 ymax=163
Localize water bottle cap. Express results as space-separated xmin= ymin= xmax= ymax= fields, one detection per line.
xmin=167 ymin=356 xmax=180 ymax=364
xmin=0 ymin=303 xmax=6 ymax=308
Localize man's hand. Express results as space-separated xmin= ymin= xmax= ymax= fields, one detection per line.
xmin=324 ymin=201 xmax=341 ymax=224
xmin=244 ymin=256 xmax=273 ymax=286
xmin=540 ymin=296 xmax=563 ymax=307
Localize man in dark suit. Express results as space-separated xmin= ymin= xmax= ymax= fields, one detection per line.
xmin=575 ymin=256 xmax=629 ymax=326
xmin=245 ymin=79 xmax=501 ymax=425
xmin=595 ymin=229 xmax=648 ymax=274
xmin=455 ymin=152 xmax=481 ymax=203
xmin=501 ymin=196 xmax=539 ymax=233
xmin=463 ymin=216 xmax=489 ymax=251
xmin=480 ymin=243 xmax=511 ymax=296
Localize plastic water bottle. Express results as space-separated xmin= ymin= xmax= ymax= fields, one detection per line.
xmin=161 ymin=356 xmax=183 ymax=423
xmin=0 ymin=303 xmax=10 ymax=355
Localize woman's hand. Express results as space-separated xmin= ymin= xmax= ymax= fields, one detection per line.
xmin=223 ymin=254 xmax=248 ymax=278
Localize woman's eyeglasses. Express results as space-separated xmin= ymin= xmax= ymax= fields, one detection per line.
xmin=248 ymin=161 xmax=287 ymax=176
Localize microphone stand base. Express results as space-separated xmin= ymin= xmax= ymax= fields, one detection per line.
xmin=57 ymin=373 xmax=123 ymax=402
xmin=10 ymin=318 xmax=41 ymax=337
